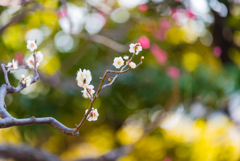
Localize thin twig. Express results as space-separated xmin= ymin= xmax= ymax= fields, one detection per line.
xmin=73 ymin=51 xmax=142 ymax=134
xmin=1 ymin=64 xmax=10 ymax=86
xmin=103 ymin=61 xmax=142 ymax=89
xmin=86 ymin=0 xmax=112 ymax=15
xmin=86 ymin=88 xmax=93 ymax=101
xmin=0 ymin=3 xmax=39 ymax=34
xmin=73 ymin=34 xmax=128 ymax=53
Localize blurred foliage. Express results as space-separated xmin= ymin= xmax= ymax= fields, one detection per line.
xmin=0 ymin=0 xmax=240 ymax=160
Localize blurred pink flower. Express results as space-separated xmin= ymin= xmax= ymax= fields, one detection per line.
xmin=166 ymin=66 xmax=180 ymax=79
xmin=138 ymin=4 xmax=148 ymax=12
xmin=152 ymin=29 xmax=165 ymax=41
xmin=171 ymin=8 xmax=178 ymax=15
xmin=14 ymin=52 xmax=24 ymax=65
xmin=150 ymin=44 xmax=167 ymax=65
xmin=138 ymin=36 xmax=150 ymax=49
xmin=152 ymin=19 xmax=171 ymax=41
xmin=213 ymin=46 xmax=222 ymax=57
xmin=186 ymin=9 xmax=196 ymax=19
xmin=163 ymin=158 xmax=172 ymax=161
xmin=159 ymin=18 xmax=171 ymax=29
xmin=59 ymin=9 xmax=67 ymax=18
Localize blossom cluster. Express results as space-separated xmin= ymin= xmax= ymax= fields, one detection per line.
xmin=6 ymin=40 xmax=44 ymax=87
xmin=77 ymin=43 xmax=143 ymax=122
xmin=113 ymin=43 xmax=143 ymax=69
xmin=6 ymin=59 xmax=18 ymax=73
xmin=76 ymin=69 xmax=98 ymax=121
xmin=76 ymin=69 xmax=95 ymax=98
xmin=85 ymin=108 xmax=99 ymax=121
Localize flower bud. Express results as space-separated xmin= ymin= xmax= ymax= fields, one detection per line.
xmin=141 ymin=56 xmax=144 ymax=60
xmin=123 ymin=56 xmax=129 ymax=60
xmin=22 ymin=81 xmax=26 ymax=84
xmin=108 ymin=78 xmax=112 ymax=81
xmin=129 ymin=62 xmax=136 ymax=69
xmin=21 ymin=74 xmax=25 ymax=79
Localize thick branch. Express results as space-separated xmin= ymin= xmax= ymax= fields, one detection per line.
xmin=0 ymin=144 xmax=60 ymax=161
xmin=0 ymin=84 xmax=78 ymax=136
xmin=0 ymin=144 xmax=129 ymax=161
xmin=76 ymin=146 xmax=131 ymax=161
xmin=0 ymin=57 xmax=79 ymax=136
xmin=0 ymin=116 xmax=77 ymax=136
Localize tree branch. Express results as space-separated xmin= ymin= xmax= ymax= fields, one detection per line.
xmin=74 ymin=34 xmax=128 ymax=53
xmin=0 ymin=54 xmax=79 ymax=136
xmin=0 ymin=144 xmax=60 ymax=161
xmin=103 ymin=60 xmax=142 ymax=89
xmin=0 ymin=3 xmax=39 ymax=34
xmin=73 ymin=52 xmax=142 ymax=134
xmin=0 ymin=84 xmax=78 ymax=136
xmin=0 ymin=81 xmax=179 ymax=161
xmin=0 ymin=143 xmax=129 ymax=161
xmin=86 ymin=0 xmax=112 ymax=15
xmin=76 ymin=146 xmax=131 ymax=161
xmin=0 ymin=116 xmax=77 ymax=136
xmin=1 ymin=64 xmax=10 ymax=86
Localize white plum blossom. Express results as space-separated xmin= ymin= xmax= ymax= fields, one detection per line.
xmin=26 ymin=52 xmax=43 ymax=69
xmin=36 ymin=51 xmax=44 ymax=64
xmin=129 ymin=43 xmax=142 ymax=55
xmin=27 ymin=40 xmax=37 ymax=52
xmin=85 ymin=108 xmax=99 ymax=121
xmin=81 ymin=85 xmax=95 ymax=99
xmin=26 ymin=55 xmax=35 ymax=69
xmin=24 ymin=76 xmax=31 ymax=87
xmin=129 ymin=62 xmax=136 ymax=69
xmin=113 ymin=56 xmax=124 ymax=69
xmin=76 ymin=69 xmax=92 ymax=88
xmin=123 ymin=56 xmax=129 ymax=60
xmin=7 ymin=59 xmax=18 ymax=73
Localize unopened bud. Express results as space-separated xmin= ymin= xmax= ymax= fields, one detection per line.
xmin=126 ymin=61 xmax=130 ymax=65
xmin=123 ymin=56 xmax=129 ymax=60
xmin=108 ymin=77 xmax=112 ymax=81
xmin=22 ymin=81 xmax=26 ymax=84
xmin=141 ymin=56 xmax=144 ymax=60
xmin=21 ymin=74 xmax=25 ymax=79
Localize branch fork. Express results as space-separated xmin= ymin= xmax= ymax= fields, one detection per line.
xmin=0 ymin=45 xmax=143 ymax=136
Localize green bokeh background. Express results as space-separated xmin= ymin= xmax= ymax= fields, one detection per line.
xmin=0 ymin=0 xmax=240 ymax=160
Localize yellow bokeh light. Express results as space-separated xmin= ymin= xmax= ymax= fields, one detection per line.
xmin=183 ymin=52 xmax=201 ymax=71
xmin=44 ymin=56 xmax=61 ymax=74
